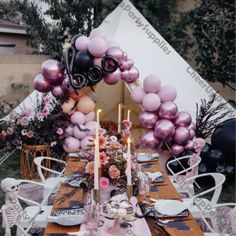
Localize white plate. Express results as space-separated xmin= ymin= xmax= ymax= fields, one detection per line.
xmin=137 ymin=153 xmax=159 ymax=162
xmin=145 ymin=171 xmax=163 ymax=181
xmin=154 ymin=200 xmax=188 ymax=216
xmin=47 ymin=214 xmax=84 ymax=226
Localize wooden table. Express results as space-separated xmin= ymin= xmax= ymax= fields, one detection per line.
xmin=44 ymin=156 xmax=204 ymax=236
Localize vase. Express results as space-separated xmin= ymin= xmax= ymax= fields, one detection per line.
xmin=20 ymin=144 xmax=51 ymax=180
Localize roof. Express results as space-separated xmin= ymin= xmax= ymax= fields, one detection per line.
xmin=0 ymin=20 xmax=27 ymax=35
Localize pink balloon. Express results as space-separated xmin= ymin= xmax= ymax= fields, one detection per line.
xmin=142 ymin=93 xmax=161 ymax=112
xmin=143 ymin=74 xmax=161 ymax=93
xmin=65 ymin=126 xmax=74 ymax=136
xmin=130 ymin=87 xmax=146 ymax=103
xmin=189 ymin=129 xmax=196 ymax=139
xmin=141 ymin=131 xmax=160 ymax=149
xmin=85 ymin=121 xmax=99 ymax=132
xmin=122 ymin=67 xmax=139 ymax=83
xmin=52 ymin=85 xmax=64 ymax=98
xmin=80 ymin=135 xmax=94 ymax=149
xmin=119 ymin=61 xmax=133 ymax=71
xmin=104 ymin=68 xmax=121 ymax=85
xmin=174 ymin=127 xmax=190 ymax=144
xmin=184 ymin=140 xmax=195 ymax=151
xmin=106 ymin=47 xmax=124 ymax=61
xmin=63 ymin=137 xmax=80 ymax=153
xmin=61 ymin=76 xmax=73 ymax=92
xmin=171 ymin=144 xmax=184 ymax=156
xmin=188 ymin=122 xmax=196 ymax=130
xmin=154 ymin=119 xmax=175 ymax=140
xmin=75 ymin=36 xmax=90 ymax=51
xmin=158 ymin=85 xmax=177 ymax=102
xmin=73 ymin=125 xmax=87 ymax=140
xmin=158 ymin=102 xmax=178 ymax=120
xmin=139 ymin=111 xmax=158 ymax=129
xmin=93 ymin=58 xmax=102 ymax=67
xmin=76 ymin=96 xmax=95 ymax=114
xmin=89 ymin=28 xmax=106 ymax=39
xmin=34 ymin=74 xmax=52 ymax=93
xmin=41 ymin=59 xmax=64 ymax=84
xmin=88 ymin=37 xmax=107 ymax=57
xmin=70 ymin=111 xmax=86 ymax=126
xmin=123 ymin=52 xmax=128 ymax=60
xmin=106 ymin=40 xmax=119 ymax=48
xmin=174 ymin=111 xmax=192 ymax=127
xmin=85 ymin=111 xmax=95 ymax=122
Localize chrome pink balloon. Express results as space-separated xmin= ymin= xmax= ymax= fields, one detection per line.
xmin=189 ymin=129 xmax=196 ymax=139
xmin=158 ymin=101 xmax=178 ymax=120
xmin=188 ymin=122 xmax=196 ymax=130
xmin=158 ymin=85 xmax=177 ymax=102
xmin=130 ymin=87 xmax=146 ymax=103
xmin=106 ymin=47 xmax=124 ymax=61
xmin=174 ymin=111 xmax=192 ymax=127
xmin=184 ymin=140 xmax=195 ymax=151
xmin=143 ymin=74 xmax=161 ymax=93
xmin=174 ymin=127 xmax=190 ymax=145
xmin=154 ymin=119 xmax=175 ymax=140
xmin=171 ymin=144 xmax=184 ymax=156
xmin=41 ymin=59 xmax=64 ymax=84
xmin=52 ymin=85 xmax=64 ymax=98
xmin=141 ymin=131 xmax=160 ymax=149
xmin=75 ymin=36 xmax=90 ymax=51
xmin=104 ymin=68 xmax=121 ymax=85
xmin=142 ymin=93 xmax=161 ymax=112
xmin=88 ymin=37 xmax=107 ymax=57
xmin=122 ymin=67 xmax=139 ymax=83
xmin=139 ymin=111 xmax=158 ymax=129
xmin=34 ymin=74 xmax=52 ymax=93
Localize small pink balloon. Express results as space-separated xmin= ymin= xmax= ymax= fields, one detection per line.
xmin=189 ymin=129 xmax=196 ymax=139
xmin=106 ymin=40 xmax=119 ymax=48
xmin=158 ymin=102 xmax=178 ymax=120
xmin=174 ymin=127 xmax=190 ymax=145
xmin=158 ymin=85 xmax=177 ymax=102
xmin=188 ymin=122 xmax=196 ymax=130
xmin=119 ymin=61 xmax=132 ymax=71
xmin=104 ymin=68 xmax=121 ymax=85
xmin=89 ymin=28 xmax=106 ymax=39
xmin=174 ymin=111 xmax=192 ymax=127
xmin=184 ymin=140 xmax=195 ymax=151
xmin=52 ymin=85 xmax=64 ymax=98
xmin=73 ymin=125 xmax=87 ymax=140
xmin=80 ymin=135 xmax=94 ymax=149
xmin=85 ymin=121 xmax=99 ymax=132
xmin=93 ymin=58 xmax=102 ymax=67
xmin=154 ymin=119 xmax=175 ymax=140
xmin=63 ymin=137 xmax=80 ymax=153
xmin=139 ymin=111 xmax=158 ymax=129
xmin=171 ymin=144 xmax=184 ymax=156
xmin=70 ymin=111 xmax=86 ymax=126
xmin=126 ymin=59 xmax=134 ymax=69
xmin=34 ymin=74 xmax=52 ymax=93
xmin=88 ymin=37 xmax=107 ymax=57
xmin=122 ymin=67 xmax=139 ymax=83
xmin=130 ymin=87 xmax=146 ymax=103
xmin=61 ymin=76 xmax=73 ymax=92
xmin=106 ymin=47 xmax=124 ymax=61
xmin=142 ymin=93 xmax=161 ymax=112
xmin=85 ymin=111 xmax=95 ymax=122
xmin=143 ymin=74 xmax=161 ymax=93
xmin=123 ymin=52 xmax=128 ymax=60
xmin=65 ymin=126 xmax=74 ymax=136
xmin=75 ymin=36 xmax=90 ymax=51
xmin=141 ymin=130 xmax=160 ymax=149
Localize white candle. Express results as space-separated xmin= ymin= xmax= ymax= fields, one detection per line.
xmin=94 ymin=139 xmax=99 ymax=189
xmin=96 ymin=109 xmax=102 ymax=141
xmin=127 ymin=109 xmax=131 ymax=122
xmin=96 ymin=109 xmax=102 ymax=169
xmin=126 ymin=138 xmax=132 ymax=185
xmin=118 ymin=104 xmax=122 ymax=133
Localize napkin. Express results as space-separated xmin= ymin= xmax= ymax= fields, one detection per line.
xmin=67 ymin=232 xmax=88 ymax=236
xmin=145 ymin=171 xmax=163 ymax=181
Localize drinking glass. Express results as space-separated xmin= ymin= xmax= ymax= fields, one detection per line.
xmin=138 ymin=176 xmax=150 ymax=200
xmin=84 ymin=204 xmax=100 ymax=236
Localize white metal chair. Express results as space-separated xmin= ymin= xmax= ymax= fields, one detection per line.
xmin=200 ymin=203 xmax=236 ymax=236
xmin=34 ymin=156 xmax=67 ymax=200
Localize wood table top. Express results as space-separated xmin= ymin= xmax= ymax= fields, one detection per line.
xmin=44 ymin=156 xmax=204 ymax=236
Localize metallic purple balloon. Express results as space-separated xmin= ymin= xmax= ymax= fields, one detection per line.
xmin=104 ymin=68 xmax=121 ymax=85
xmin=34 ymin=74 xmax=52 ymax=93
xmin=188 ymin=122 xmax=196 ymax=130
xmin=122 ymin=67 xmax=139 ymax=83
xmin=141 ymin=131 xmax=160 ymax=149
xmin=106 ymin=47 xmax=124 ymax=61
xmin=174 ymin=127 xmax=190 ymax=144
xmin=171 ymin=144 xmax=184 ymax=156
xmin=174 ymin=111 xmax=192 ymax=127
xmin=154 ymin=119 xmax=175 ymax=140
xmin=158 ymin=101 xmax=178 ymax=120
xmin=52 ymin=85 xmax=64 ymax=98
xmin=184 ymin=140 xmax=195 ymax=151
xmin=41 ymin=59 xmax=64 ymax=85
xmin=61 ymin=76 xmax=73 ymax=92
xmin=189 ymin=129 xmax=196 ymax=139
xmin=139 ymin=111 xmax=158 ymax=129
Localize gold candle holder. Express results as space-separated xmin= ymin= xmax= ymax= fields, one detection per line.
xmin=98 ymin=167 xmax=101 ymax=179
xmin=93 ymin=188 xmax=100 ymax=204
xmin=127 ymin=184 xmax=132 ymax=200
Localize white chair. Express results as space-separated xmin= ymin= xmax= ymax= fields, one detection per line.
xmin=200 ymin=203 xmax=236 ymax=236
xmin=34 ymin=156 xmax=67 ymax=200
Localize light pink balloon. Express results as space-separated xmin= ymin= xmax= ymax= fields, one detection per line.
xmin=158 ymin=85 xmax=177 ymax=102
xmin=85 ymin=111 xmax=95 ymax=122
xmin=73 ymin=125 xmax=87 ymax=140
xmin=65 ymin=126 xmax=74 ymax=137
xmin=88 ymin=37 xmax=107 ymax=57
xmin=80 ymin=135 xmax=94 ymax=149
xmin=63 ymin=137 xmax=80 ymax=153
xmin=104 ymin=68 xmax=121 ymax=85
xmin=143 ymin=74 xmax=161 ymax=93
xmin=85 ymin=121 xmax=99 ymax=132
xmin=158 ymin=101 xmax=178 ymax=120
xmin=70 ymin=111 xmax=86 ymax=125
xmin=122 ymin=67 xmax=139 ymax=83
xmin=189 ymin=129 xmax=196 ymax=139
xmin=141 ymin=131 xmax=160 ymax=149
xmin=75 ymin=36 xmax=90 ymax=51
xmin=93 ymin=58 xmax=102 ymax=67
xmin=130 ymin=87 xmax=146 ymax=103
xmin=184 ymin=140 xmax=195 ymax=151
xmin=174 ymin=127 xmax=190 ymax=145
xmin=106 ymin=47 xmax=124 ymax=61
xmin=171 ymin=144 xmax=184 ymax=156
xmin=106 ymin=40 xmax=119 ymax=48
xmin=174 ymin=111 xmax=192 ymax=127
xmin=89 ymin=28 xmax=106 ymax=39
xmin=142 ymin=93 xmax=161 ymax=112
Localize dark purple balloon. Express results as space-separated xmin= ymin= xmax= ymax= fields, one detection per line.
xmin=141 ymin=131 xmax=160 ymax=149
xmin=174 ymin=111 xmax=192 ymax=127
xmin=158 ymin=101 xmax=178 ymax=120
xmin=34 ymin=74 xmax=52 ymax=93
xmin=154 ymin=119 xmax=175 ymax=140
xmin=189 ymin=129 xmax=196 ymax=139
xmin=171 ymin=144 xmax=185 ymax=156
xmin=174 ymin=127 xmax=190 ymax=144
xmin=139 ymin=111 xmax=158 ymax=129
xmin=41 ymin=59 xmax=64 ymax=85
xmin=188 ymin=122 xmax=196 ymax=130
xmin=52 ymin=85 xmax=64 ymax=98
xmin=184 ymin=140 xmax=195 ymax=151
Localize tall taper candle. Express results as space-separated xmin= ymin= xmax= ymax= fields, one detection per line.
xmin=96 ymin=109 xmax=102 ymax=168
xmin=126 ymin=138 xmax=132 ymax=185
xmin=94 ymin=139 xmax=99 ymax=189
xmin=127 ymin=109 xmax=131 ymax=122
xmin=118 ymin=103 xmax=122 ymax=133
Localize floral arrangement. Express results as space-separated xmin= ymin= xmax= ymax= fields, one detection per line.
xmin=0 ymin=94 xmax=70 ymax=157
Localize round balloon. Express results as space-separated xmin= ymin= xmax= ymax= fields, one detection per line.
xmin=70 ymin=111 xmax=86 ymax=125
xmin=142 ymin=93 xmax=161 ymax=112
xmin=104 ymin=68 xmax=121 ymax=85
xmin=122 ymin=67 xmax=139 ymax=83
xmin=106 ymin=47 xmax=124 ymax=61
xmin=158 ymin=85 xmax=177 ymax=102
xmin=73 ymin=125 xmax=87 ymax=140
xmin=171 ymin=144 xmax=185 ymax=156
xmin=89 ymin=28 xmax=106 ymax=40
xmin=130 ymin=87 xmax=146 ymax=104
xmin=174 ymin=127 xmax=190 ymax=144
xmin=61 ymin=98 xmax=76 ymax=114
xmin=154 ymin=119 xmax=175 ymax=140
xmin=65 ymin=126 xmax=74 ymax=136
xmin=85 ymin=121 xmax=99 ymax=132
xmin=141 ymin=131 xmax=160 ymax=149
xmin=74 ymin=51 xmax=94 ymax=72
xmin=88 ymin=37 xmax=107 ymax=57
xmin=76 ymin=96 xmax=95 ymax=114
xmin=69 ymin=87 xmax=91 ymax=101
xmin=143 ymin=74 xmax=161 ymax=93
xmin=80 ymin=135 xmax=94 ymax=149
xmin=34 ymin=74 xmax=52 ymax=93
xmin=52 ymin=85 xmax=64 ymax=98
xmin=139 ymin=111 xmax=158 ymax=129
xmin=75 ymin=36 xmax=90 ymax=51
xmin=85 ymin=111 xmax=95 ymax=122
xmin=184 ymin=140 xmax=194 ymax=151
xmin=207 ymin=149 xmax=225 ymax=166
xmin=158 ymin=102 xmax=178 ymax=120
xmin=63 ymin=137 xmax=80 ymax=153
xmin=174 ymin=111 xmax=192 ymax=127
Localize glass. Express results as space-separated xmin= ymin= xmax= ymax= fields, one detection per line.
xmin=84 ymin=204 xmax=100 ymax=236
xmin=138 ymin=175 xmax=150 ymax=200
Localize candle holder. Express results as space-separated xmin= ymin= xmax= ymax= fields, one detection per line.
xmin=98 ymin=167 xmax=101 ymax=179
xmin=93 ymin=188 xmax=100 ymax=204
xmin=126 ymin=184 xmax=132 ymax=200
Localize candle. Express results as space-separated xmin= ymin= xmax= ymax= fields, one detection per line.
xmin=126 ymin=138 xmax=132 ymax=185
xmin=127 ymin=109 xmax=131 ymax=122
xmin=118 ymin=104 xmax=122 ymax=133
xmin=96 ymin=109 xmax=102 ymax=141
xmin=94 ymin=139 xmax=99 ymax=189
xmin=96 ymin=109 xmax=102 ymax=169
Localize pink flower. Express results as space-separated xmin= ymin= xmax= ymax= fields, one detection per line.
xmin=7 ymin=127 xmax=14 ymax=135
xmin=85 ymin=161 xmax=94 ymax=175
xmin=99 ymin=135 xmax=107 ymax=148
xmin=22 ymin=110 xmax=31 ymax=117
xmin=109 ymin=165 xmax=120 ymax=179
xmin=56 ymin=128 xmax=64 ymax=135
xmin=100 ymin=151 xmax=109 ymax=165
xmin=36 ymin=112 xmax=44 ymax=120
xmin=21 ymin=117 xmax=29 ymax=126
xmin=42 ymin=108 xmax=49 ymax=116
xmin=43 ymin=95 xmax=51 ymax=104
xmin=100 ymin=177 xmax=110 ymax=190
xmin=194 ymin=138 xmax=206 ymax=153
xmin=27 ymin=130 xmax=34 ymax=138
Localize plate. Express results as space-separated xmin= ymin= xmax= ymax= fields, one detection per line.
xmin=145 ymin=171 xmax=164 ymax=182
xmin=64 ymin=175 xmax=85 ymax=187
xmin=137 ymin=153 xmax=159 ymax=163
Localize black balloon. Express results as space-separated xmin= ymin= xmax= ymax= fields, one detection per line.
xmin=74 ymin=51 xmax=94 ymax=72
xmin=216 ymin=164 xmax=226 ymax=174
xmin=225 ymin=165 xmax=235 ymax=181
xmin=198 ymin=162 xmax=208 ymax=174
xmin=206 ymin=149 xmax=225 ymax=170
xmin=200 ymin=142 xmax=212 ymax=160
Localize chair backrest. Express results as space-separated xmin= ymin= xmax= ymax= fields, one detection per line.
xmin=184 ymin=173 xmax=226 ymax=204
xmin=34 ymin=156 xmax=67 ymax=183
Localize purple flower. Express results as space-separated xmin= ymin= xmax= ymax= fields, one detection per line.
xmin=56 ymin=128 xmax=64 ymax=135
xmin=42 ymin=108 xmax=49 ymax=116
xmin=43 ymin=95 xmax=51 ymax=104
xmin=6 ymin=127 xmax=14 ymax=135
